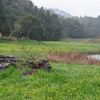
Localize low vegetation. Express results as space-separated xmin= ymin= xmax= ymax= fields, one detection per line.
xmin=0 ymin=63 xmax=100 ymax=99
xmin=48 ymin=52 xmax=100 ymax=65
xmin=0 ymin=40 xmax=100 ymax=99
xmin=0 ymin=39 xmax=100 ymax=57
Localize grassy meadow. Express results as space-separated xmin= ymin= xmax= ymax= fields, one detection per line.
xmin=0 ymin=39 xmax=100 ymax=56
xmin=0 ymin=39 xmax=100 ymax=100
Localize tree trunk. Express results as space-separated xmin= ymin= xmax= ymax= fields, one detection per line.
xmin=27 ymin=29 xmax=30 ymax=39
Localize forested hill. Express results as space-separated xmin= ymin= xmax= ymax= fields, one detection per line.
xmin=1 ymin=0 xmax=86 ymax=40
xmin=1 ymin=0 xmax=100 ymax=40
xmin=2 ymin=0 xmax=35 ymax=30
xmin=1 ymin=0 xmax=61 ymax=40
xmin=79 ymin=16 xmax=100 ymax=38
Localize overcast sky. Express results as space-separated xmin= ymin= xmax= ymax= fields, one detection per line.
xmin=31 ymin=0 xmax=100 ymax=17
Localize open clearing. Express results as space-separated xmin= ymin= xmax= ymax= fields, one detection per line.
xmin=1 ymin=39 xmax=100 ymax=56
xmin=0 ymin=40 xmax=100 ymax=100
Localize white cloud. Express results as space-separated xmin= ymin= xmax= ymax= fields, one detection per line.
xmin=31 ymin=0 xmax=100 ymax=17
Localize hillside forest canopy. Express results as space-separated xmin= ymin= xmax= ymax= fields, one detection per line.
xmin=0 ymin=0 xmax=100 ymax=40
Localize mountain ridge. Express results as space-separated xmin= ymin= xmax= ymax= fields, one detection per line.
xmin=45 ymin=8 xmax=72 ymax=17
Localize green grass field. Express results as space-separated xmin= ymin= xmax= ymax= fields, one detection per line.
xmin=0 ymin=40 xmax=100 ymax=56
xmin=0 ymin=40 xmax=100 ymax=100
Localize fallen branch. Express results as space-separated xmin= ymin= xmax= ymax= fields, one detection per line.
xmin=22 ymin=59 xmax=52 ymax=76
xmin=0 ymin=55 xmax=52 ymax=76
xmin=0 ymin=55 xmax=16 ymax=69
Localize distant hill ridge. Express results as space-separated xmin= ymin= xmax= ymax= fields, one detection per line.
xmin=46 ymin=8 xmax=72 ymax=17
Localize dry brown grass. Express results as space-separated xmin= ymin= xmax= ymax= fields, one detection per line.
xmin=0 ymin=35 xmax=25 ymax=41
xmin=48 ymin=52 xmax=100 ymax=65
xmin=0 ymin=36 xmax=17 ymax=41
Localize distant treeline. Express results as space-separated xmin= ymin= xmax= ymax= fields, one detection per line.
xmin=0 ymin=0 xmax=100 ymax=40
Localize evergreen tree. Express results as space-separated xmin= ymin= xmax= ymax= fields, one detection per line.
xmin=13 ymin=15 xmax=43 ymax=40
xmin=0 ymin=0 xmax=10 ymax=35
